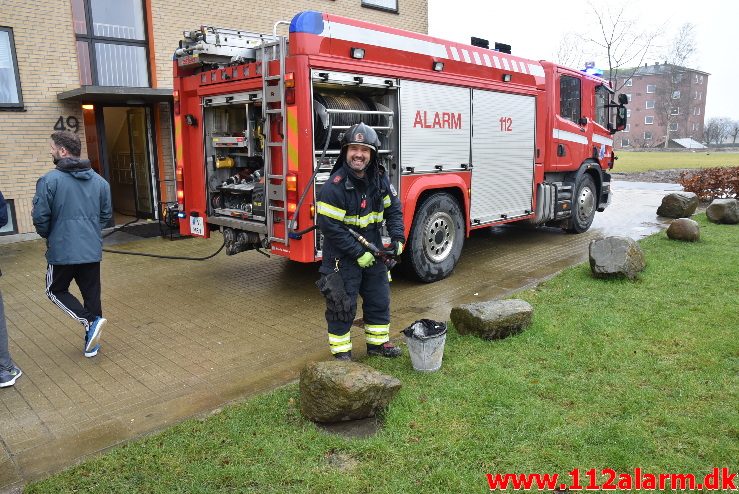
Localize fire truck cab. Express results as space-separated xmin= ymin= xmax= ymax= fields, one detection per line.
xmin=173 ymin=11 xmax=627 ymax=282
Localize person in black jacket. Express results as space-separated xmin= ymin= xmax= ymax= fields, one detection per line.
xmin=0 ymin=190 xmax=23 ymax=387
xmin=316 ymin=123 xmax=405 ymax=360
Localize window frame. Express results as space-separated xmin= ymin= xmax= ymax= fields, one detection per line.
xmin=644 ymin=131 xmax=652 ymax=140
xmin=645 ymin=100 xmax=655 ymax=109
xmin=361 ymin=0 xmax=399 ymax=13
xmin=621 ymin=137 xmax=630 ymax=147
xmin=668 ymin=122 xmax=678 ymax=132
xmin=672 ymin=90 xmax=681 ymax=99
xmin=625 ymin=78 xmax=633 ymax=87
xmin=646 ymin=84 xmax=656 ymax=93
xmin=73 ymin=0 xmax=151 ymax=87
xmin=624 ymin=123 xmax=630 ymax=132
xmin=559 ymin=74 xmax=581 ymax=124
xmin=0 ymin=198 xmax=18 ymax=235
xmin=0 ymin=26 xmax=24 ymax=110
xmin=670 ymin=107 xmax=680 ymax=116
xmin=644 ymin=116 xmax=654 ymax=125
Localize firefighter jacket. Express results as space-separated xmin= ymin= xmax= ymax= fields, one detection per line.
xmin=317 ymin=159 xmax=404 ymax=270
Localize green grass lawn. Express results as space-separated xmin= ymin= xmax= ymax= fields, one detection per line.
xmin=27 ymin=216 xmax=738 ymax=493
xmin=614 ymin=151 xmax=739 ymax=173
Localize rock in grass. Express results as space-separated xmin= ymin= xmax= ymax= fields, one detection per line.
xmin=657 ymin=192 xmax=699 ymax=218
xmin=300 ymin=361 xmax=401 ymax=423
xmin=706 ymin=198 xmax=739 ymax=224
xmin=450 ymin=299 xmax=533 ymax=340
xmin=589 ymin=236 xmax=646 ymax=280
xmin=666 ymin=218 xmax=700 ymax=242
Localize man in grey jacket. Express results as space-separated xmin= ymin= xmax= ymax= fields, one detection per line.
xmin=0 ymin=190 xmax=23 ymax=387
xmin=33 ymin=131 xmax=113 ymax=358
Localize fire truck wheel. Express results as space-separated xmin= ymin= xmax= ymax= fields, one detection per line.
xmin=406 ymin=192 xmax=464 ymax=282
xmin=566 ymin=174 xmax=597 ymax=233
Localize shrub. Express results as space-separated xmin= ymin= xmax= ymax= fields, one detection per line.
xmin=678 ymin=166 xmax=739 ymax=201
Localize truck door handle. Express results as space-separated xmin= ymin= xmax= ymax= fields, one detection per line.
xmin=557 ymin=144 xmax=565 ymax=157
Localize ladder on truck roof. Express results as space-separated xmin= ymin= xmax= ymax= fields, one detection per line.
xmin=261 ymin=23 xmax=290 ymax=246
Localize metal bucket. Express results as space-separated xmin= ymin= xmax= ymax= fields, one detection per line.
xmin=405 ymin=332 xmax=447 ymax=372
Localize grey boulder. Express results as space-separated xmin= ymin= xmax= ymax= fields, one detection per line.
xmin=589 ymin=236 xmax=646 ymax=280
xmin=300 ymin=361 xmax=401 ymax=423
xmin=706 ymin=198 xmax=739 ymax=224
xmin=450 ymin=299 xmax=533 ymax=340
xmin=657 ymin=192 xmax=699 ymax=218
xmin=666 ymin=218 xmax=700 ymax=242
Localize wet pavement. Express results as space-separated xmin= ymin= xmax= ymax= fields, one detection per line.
xmin=0 ymin=180 xmax=679 ymax=491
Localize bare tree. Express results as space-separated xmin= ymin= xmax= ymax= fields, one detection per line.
xmin=703 ymin=118 xmax=732 ymax=146
xmin=655 ymin=23 xmax=698 ymax=147
xmin=555 ymin=33 xmax=588 ymax=69
xmin=730 ymin=120 xmax=739 ymax=144
xmin=583 ymin=2 xmax=662 ymax=93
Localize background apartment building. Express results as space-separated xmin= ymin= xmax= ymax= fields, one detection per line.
xmin=610 ymin=62 xmax=709 ymax=149
xmin=0 ymin=0 xmax=428 ymax=240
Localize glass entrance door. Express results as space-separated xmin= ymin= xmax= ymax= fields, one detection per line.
xmin=102 ymin=106 xmax=155 ymax=220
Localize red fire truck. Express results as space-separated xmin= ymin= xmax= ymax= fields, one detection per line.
xmin=172 ymin=10 xmax=628 ymax=282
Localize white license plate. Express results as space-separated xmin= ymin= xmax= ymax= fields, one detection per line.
xmin=189 ymin=216 xmax=204 ymax=236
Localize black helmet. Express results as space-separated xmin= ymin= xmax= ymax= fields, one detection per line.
xmin=341 ymin=122 xmax=380 ymax=153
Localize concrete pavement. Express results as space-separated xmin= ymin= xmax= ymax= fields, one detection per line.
xmin=0 ymin=180 xmax=679 ymax=491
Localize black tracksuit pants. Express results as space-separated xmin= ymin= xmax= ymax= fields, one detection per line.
xmin=45 ymin=263 xmax=102 ymax=330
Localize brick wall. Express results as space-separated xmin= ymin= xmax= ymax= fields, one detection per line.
xmin=0 ymin=0 xmax=427 ymax=239
xmin=149 ymin=0 xmax=428 ymax=89
xmin=0 ymin=1 xmax=84 ymax=236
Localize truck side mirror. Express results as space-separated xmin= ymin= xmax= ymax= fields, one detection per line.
xmin=618 ymin=93 xmax=629 ymax=105
xmin=615 ymin=106 xmax=627 ymax=132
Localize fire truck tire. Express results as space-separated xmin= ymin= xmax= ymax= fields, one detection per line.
xmin=566 ymin=174 xmax=597 ymax=233
xmin=405 ymin=192 xmax=464 ymax=282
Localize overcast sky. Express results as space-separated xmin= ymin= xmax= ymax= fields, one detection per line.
xmin=428 ymin=0 xmax=735 ymax=120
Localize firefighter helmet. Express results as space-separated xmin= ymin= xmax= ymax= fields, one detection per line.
xmin=341 ymin=122 xmax=380 ymax=153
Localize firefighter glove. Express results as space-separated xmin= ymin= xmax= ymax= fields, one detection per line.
xmin=316 ymin=272 xmax=352 ymax=322
xmin=357 ymin=251 xmax=375 ymax=268
xmin=392 ymin=241 xmax=404 ymax=256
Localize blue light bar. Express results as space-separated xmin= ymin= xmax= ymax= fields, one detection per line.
xmin=290 ymin=11 xmax=324 ymax=34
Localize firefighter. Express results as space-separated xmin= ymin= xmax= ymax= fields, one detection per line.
xmin=316 ymin=122 xmax=405 ymax=360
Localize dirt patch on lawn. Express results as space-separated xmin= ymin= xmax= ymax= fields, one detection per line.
xmin=611 ymin=168 xmax=693 ymax=184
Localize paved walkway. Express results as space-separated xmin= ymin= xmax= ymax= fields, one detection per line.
xmin=0 ymin=181 xmax=678 ymax=491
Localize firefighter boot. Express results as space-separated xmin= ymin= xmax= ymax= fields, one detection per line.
xmin=366 ymin=342 xmax=402 ymax=358
xmin=334 ymin=351 xmax=352 ymax=361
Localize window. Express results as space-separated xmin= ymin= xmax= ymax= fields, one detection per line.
xmin=0 ymin=198 xmax=17 ymax=235
xmin=672 ymin=90 xmax=681 ymax=99
xmin=72 ymin=0 xmax=150 ymax=87
xmin=595 ymin=84 xmax=610 ymax=128
xmin=621 ymin=138 xmax=630 ymax=147
xmin=670 ymin=107 xmax=680 ymax=116
xmin=668 ymin=122 xmax=678 ymax=131
xmin=624 ymin=123 xmax=630 ymax=132
xmin=692 ymin=122 xmax=698 ymax=131
xmin=627 ymin=109 xmax=631 ymax=117
xmin=644 ymin=131 xmax=652 ymax=140
xmin=645 ymin=100 xmax=655 ymax=109
xmin=672 ymin=73 xmax=683 ymax=83
xmin=694 ymin=107 xmax=701 ymax=116
xmin=0 ymin=27 xmax=23 ymax=109
xmin=694 ymin=74 xmax=704 ymax=84
xmin=362 ymin=0 xmax=398 ymax=12
xmin=625 ymin=93 xmax=632 ymax=103
xmin=625 ymin=78 xmax=633 ymax=87
xmin=559 ymin=75 xmax=581 ymax=123
xmin=644 ymin=116 xmax=654 ymax=124
xmin=646 ymin=84 xmax=656 ymax=93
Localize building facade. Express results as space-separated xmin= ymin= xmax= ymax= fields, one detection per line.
xmin=610 ymin=63 xmax=709 ymax=149
xmin=0 ymin=0 xmax=428 ymax=241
